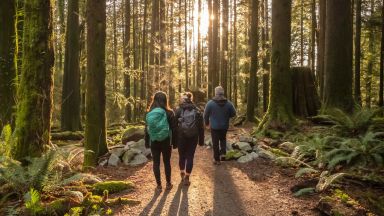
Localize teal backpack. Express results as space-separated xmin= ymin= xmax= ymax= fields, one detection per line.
xmin=146 ymin=108 xmax=170 ymax=142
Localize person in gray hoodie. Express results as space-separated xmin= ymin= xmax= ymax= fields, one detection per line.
xmin=204 ymin=86 xmax=236 ymax=164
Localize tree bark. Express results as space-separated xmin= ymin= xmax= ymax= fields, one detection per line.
xmin=221 ymin=0 xmax=229 ymax=94
xmin=61 ymin=0 xmax=82 ymax=131
xmin=196 ymin=0 xmax=202 ymax=88
xmin=258 ymin=0 xmax=294 ymax=131
xmin=300 ymin=0 xmax=304 ymax=66
xmin=124 ymin=0 xmax=132 ymax=122
xmin=262 ymin=0 xmax=270 ymax=113
xmin=380 ymin=1 xmax=384 ymax=107
xmin=208 ymin=0 xmax=213 ymax=97
xmin=0 ymin=0 xmax=16 ymax=128
xmin=84 ymin=0 xmax=108 ymax=167
xmin=355 ymin=0 xmax=362 ymax=105
xmin=323 ymin=0 xmax=353 ymax=113
xmin=12 ymin=0 xmax=54 ymax=160
xmin=365 ymin=0 xmax=374 ymax=108
xmin=233 ymin=0 xmax=238 ymax=106
xmin=318 ymin=0 xmax=326 ymax=100
xmin=247 ymin=0 xmax=259 ymax=122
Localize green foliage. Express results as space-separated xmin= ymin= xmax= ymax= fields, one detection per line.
xmin=293 ymin=187 xmax=315 ymax=197
xmin=295 ymin=167 xmax=319 ymax=178
xmin=316 ymin=171 xmax=345 ymax=192
xmin=0 ymin=125 xmax=12 ymax=156
xmin=24 ymin=188 xmax=43 ymax=215
xmin=225 ymin=150 xmax=245 ymax=160
xmin=92 ymin=181 xmax=135 ymax=195
xmin=317 ymin=108 xmax=383 ymax=137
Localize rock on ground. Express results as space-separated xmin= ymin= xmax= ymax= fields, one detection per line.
xmin=129 ymin=154 xmax=148 ymax=166
xmin=121 ymin=127 xmax=145 ymax=144
xmin=235 ymin=142 xmax=252 ymax=152
xmin=237 ymin=152 xmax=259 ymax=163
xmin=108 ymin=154 xmax=121 ymax=166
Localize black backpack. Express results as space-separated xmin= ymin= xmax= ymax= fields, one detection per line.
xmin=179 ymin=108 xmax=199 ymax=138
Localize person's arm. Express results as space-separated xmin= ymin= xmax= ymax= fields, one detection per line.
xmin=168 ymin=111 xmax=178 ymax=149
xmin=197 ymin=111 xmax=205 ymax=146
xmin=229 ymin=102 xmax=236 ymax=118
xmin=144 ymin=114 xmax=150 ymax=148
xmin=204 ymin=101 xmax=211 ymax=126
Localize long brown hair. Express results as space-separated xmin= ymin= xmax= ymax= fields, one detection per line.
xmin=147 ymin=91 xmax=172 ymax=112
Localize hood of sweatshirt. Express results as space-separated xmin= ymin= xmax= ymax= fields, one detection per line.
xmin=212 ymin=96 xmax=228 ymax=107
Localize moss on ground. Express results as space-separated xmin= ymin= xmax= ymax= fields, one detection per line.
xmin=92 ymin=181 xmax=135 ymax=195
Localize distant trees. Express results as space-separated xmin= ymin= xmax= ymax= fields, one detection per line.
xmin=84 ymin=0 xmax=108 ymax=167
xmin=12 ymin=0 xmax=54 ymax=160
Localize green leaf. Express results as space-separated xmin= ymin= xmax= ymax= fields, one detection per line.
xmin=295 ymin=167 xmax=319 ymax=178
xmin=293 ymin=187 xmax=316 ymax=197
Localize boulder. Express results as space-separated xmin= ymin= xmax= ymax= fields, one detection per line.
xmin=64 ymin=191 xmax=84 ymax=204
xmin=278 ymin=142 xmax=296 ymax=154
xmin=226 ymin=142 xmax=234 ymax=151
xmin=109 ymin=146 xmax=126 ymax=157
xmin=237 ymin=152 xmax=259 ymax=163
xmin=121 ymin=127 xmax=145 ymax=144
xmin=234 ymin=142 xmax=252 ymax=152
xmin=238 ymin=136 xmax=254 ymax=144
xmin=129 ymin=154 xmax=148 ymax=166
xmin=258 ymin=149 xmax=276 ymax=160
xmin=205 ymin=138 xmax=212 ymax=146
xmin=108 ymin=154 xmax=120 ymax=166
xmin=129 ymin=139 xmax=146 ymax=153
xmin=122 ymin=149 xmax=141 ymax=165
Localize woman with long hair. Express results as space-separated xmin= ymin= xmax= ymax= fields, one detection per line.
xmin=175 ymin=92 xmax=204 ymax=186
xmin=145 ymin=91 xmax=177 ymax=191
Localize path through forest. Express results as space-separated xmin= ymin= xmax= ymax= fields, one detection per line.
xmin=96 ymin=128 xmax=320 ymax=216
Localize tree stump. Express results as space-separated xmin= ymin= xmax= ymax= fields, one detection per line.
xmin=291 ymin=67 xmax=320 ymax=117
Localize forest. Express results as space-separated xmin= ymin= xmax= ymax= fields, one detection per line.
xmin=0 ymin=0 xmax=384 ymax=215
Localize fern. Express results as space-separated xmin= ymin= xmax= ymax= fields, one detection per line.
xmin=24 ymin=188 xmax=43 ymax=215
xmin=316 ymin=172 xmax=345 ymax=192
xmin=293 ymin=187 xmax=316 ymax=197
xmin=295 ymin=167 xmax=319 ymax=178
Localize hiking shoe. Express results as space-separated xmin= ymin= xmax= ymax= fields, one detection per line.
xmin=166 ymin=183 xmax=173 ymax=190
xmin=156 ymin=185 xmax=162 ymax=191
xmin=184 ymin=175 xmax=191 ymax=186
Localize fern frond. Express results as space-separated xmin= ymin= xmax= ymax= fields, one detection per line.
xmin=295 ymin=167 xmax=319 ymax=178
xmin=316 ymin=172 xmax=345 ymax=192
xmin=293 ymin=187 xmax=315 ymax=197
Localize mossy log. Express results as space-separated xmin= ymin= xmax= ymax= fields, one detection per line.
xmin=51 ymin=131 xmax=84 ymax=141
xmin=292 ymin=67 xmax=320 ymax=117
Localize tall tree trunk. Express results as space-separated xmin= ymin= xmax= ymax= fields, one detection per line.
xmin=141 ymin=0 xmax=148 ymax=104
xmin=258 ymin=0 xmax=294 ymax=130
xmin=84 ymin=0 xmax=108 ymax=167
xmin=12 ymin=0 xmax=54 ymax=160
xmin=212 ymin=0 xmax=220 ymax=93
xmin=149 ymin=0 xmax=159 ymax=101
xmin=169 ymin=2 xmax=176 ymax=105
xmin=233 ymin=0 xmax=238 ymax=106
xmin=0 ymin=0 xmax=16 ymax=128
xmin=124 ymin=0 xmax=131 ymax=122
xmin=300 ymin=0 xmax=304 ymax=66
xmin=355 ymin=0 xmax=362 ymax=105
xmin=323 ymin=0 xmax=353 ymax=112
xmin=196 ymin=0 xmax=202 ymax=88
xmin=133 ymin=0 xmax=139 ymax=121
xmin=262 ymin=0 xmax=270 ymax=113
xmin=57 ymin=0 xmax=65 ymax=76
xmin=310 ymin=0 xmax=316 ymax=73
xmin=61 ymin=0 xmax=82 ymax=131
xmin=221 ymin=0 xmax=229 ymax=94
xmin=318 ymin=0 xmax=326 ymax=100
xmin=208 ymin=0 xmax=213 ymax=96
xmin=365 ymin=0 xmax=374 ymax=108
xmin=184 ymin=0 xmax=189 ymax=90
xmin=380 ymin=1 xmax=384 ymax=107
xmin=247 ymin=0 xmax=259 ymax=122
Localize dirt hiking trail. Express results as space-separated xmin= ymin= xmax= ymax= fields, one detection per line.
xmin=96 ymin=128 xmax=320 ymax=216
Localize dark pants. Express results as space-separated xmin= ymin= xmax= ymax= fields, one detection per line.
xmin=178 ymin=136 xmax=198 ymax=174
xmin=150 ymin=137 xmax=172 ymax=185
xmin=211 ymin=129 xmax=227 ymax=161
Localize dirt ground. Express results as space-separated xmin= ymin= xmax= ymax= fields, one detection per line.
xmin=95 ymin=129 xmax=321 ymax=216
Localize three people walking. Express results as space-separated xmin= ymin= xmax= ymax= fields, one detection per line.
xmin=145 ymin=86 xmax=236 ymax=190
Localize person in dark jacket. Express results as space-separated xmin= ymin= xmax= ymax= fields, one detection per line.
xmin=175 ymin=92 xmax=204 ymax=186
xmin=145 ymin=91 xmax=177 ymax=191
xmin=204 ymin=86 xmax=236 ymax=165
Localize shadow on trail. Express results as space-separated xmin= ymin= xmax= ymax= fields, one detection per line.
xmin=168 ymin=183 xmax=189 ymax=216
xmin=212 ymin=164 xmax=248 ymax=216
xmin=151 ymin=188 xmax=172 ymax=216
xmin=138 ymin=190 xmax=161 ymax=216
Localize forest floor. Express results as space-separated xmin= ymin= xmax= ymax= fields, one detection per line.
xmin=94 ymin=127 xmax=321 ymax=216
